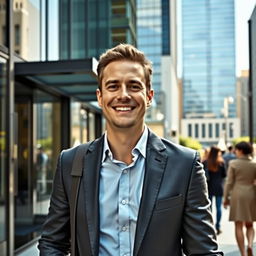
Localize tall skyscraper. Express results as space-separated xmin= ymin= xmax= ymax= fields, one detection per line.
xmin=181 ymin=0 xmax=239 ymax=146
xmin=59 ymin=0 xmax=136 ymax=60
xmin=137 ymin=0 xmax=162 ymax=104
xmin=137 ymin=0 xmax=179 ymax=141
xmin=182 ymin=0 xmax=236 ymax=118
xmin=249 ymin=6 xmax=256 ymax=142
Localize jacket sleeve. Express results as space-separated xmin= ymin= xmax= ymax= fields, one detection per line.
xmin=182 ymin=152 xmax=223 ymax=255
xmin=223 ymin=163 xmax=235 ymax=201
xmin=38 ymin=151 xmax=71 ymax=255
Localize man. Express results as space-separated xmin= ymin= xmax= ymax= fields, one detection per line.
xmin=223 ymin=145 xmax=236 ymax=170
xmin=38 ymin=44 xmax=223 ymax=255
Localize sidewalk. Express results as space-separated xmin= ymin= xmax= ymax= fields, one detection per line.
xmin=17 ymin=204 xmax=255 ymax=256
xmin=214 ymin=205 xmax=256 ymax=255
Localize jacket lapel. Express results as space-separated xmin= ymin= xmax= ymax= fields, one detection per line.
xmin=133 ymin=130 xmax=168 ymax=256
xmin=82 ymin=136 xmax=104 ymax=256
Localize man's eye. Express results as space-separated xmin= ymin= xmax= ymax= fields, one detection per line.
xmin=130 ymin=84 xmax=142 ymax=91
xmin=106 ymin=84 xmax=118 ymax=90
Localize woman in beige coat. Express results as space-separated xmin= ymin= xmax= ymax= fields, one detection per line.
xmin=224 ymin=141 xmax=256 ymax=256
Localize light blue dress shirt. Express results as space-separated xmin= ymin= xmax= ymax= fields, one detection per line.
xmin=99 ymin=128 xmax=148 ymax=256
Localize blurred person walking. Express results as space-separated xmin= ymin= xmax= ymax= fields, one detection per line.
xmin=223 ymin=141 xmax=256 ymax=256
xmin=203 ymin=146 xmax=226 ymax=235
xmin=223 ymin=145 xmax=236 ymax=170
xmin=201 ymin=147 xmax=210 ymax=163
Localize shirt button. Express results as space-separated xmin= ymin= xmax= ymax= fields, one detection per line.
xmin=121 ymin=199 xmax=127 ymax=205
xmin=122 ymin=226 xmax=127 ymax=231
xmin=123 ymin=169 xmax=128 ymax=174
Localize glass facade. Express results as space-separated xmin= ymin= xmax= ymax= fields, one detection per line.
xmin=249 ymin=7 xmax=256 ymax=140
xmin=0 ymin=0 xmax=103 ymax=254
xmin=161 ymin=0 xmax=170 ymax=55
xmin=137 ymin=0 xmax=162 ymax=103
xmin=111 ymin=0 xmax=136 ymax=47
xmin=0 ymin=1 xmax=7 ymax=254
xmin=59 ymin=0 xmax=136 ymax=60
xmin=0 ymin=58 xmax=7 ymax=244
xmin=182 ymin=0 xmax=236 ymax=118
xmin=60 ymin=0 xmax=111 ymax=59
xmin=0 ymin=0 xmax=7 ymax=47
xmin=14 ymin=84 xmax=61 ymax=249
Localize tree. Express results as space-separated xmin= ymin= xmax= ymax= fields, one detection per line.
xmin=179 ymin=136 xmax=202 ymax=150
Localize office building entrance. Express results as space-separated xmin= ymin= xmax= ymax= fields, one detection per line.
xmin=14 ymin=83 xmax=62 ymax=250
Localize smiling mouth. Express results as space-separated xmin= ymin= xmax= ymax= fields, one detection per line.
xmin=113 ymin=106 xmax=134 ymax=111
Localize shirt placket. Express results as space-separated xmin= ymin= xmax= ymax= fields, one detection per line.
xmin=119 ymin=166 xmax=130 ymax=256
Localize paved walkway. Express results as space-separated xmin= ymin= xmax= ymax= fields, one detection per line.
xmin=17 ymin=203 xmax=255 ymax=256
xmin=213 ymin=203 xmax=256 ymax=255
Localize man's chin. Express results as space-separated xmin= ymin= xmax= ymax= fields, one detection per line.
xmin=113 ymin=122 xmax=135 ymax=129
xmin=109 ymin=119 xmax=138 ymax=129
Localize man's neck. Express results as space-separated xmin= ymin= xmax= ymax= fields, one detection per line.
xmin=106 ymin=126 xmax=145 ymax=165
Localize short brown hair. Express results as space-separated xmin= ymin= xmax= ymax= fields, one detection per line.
xmin=235 ymin=141 xmax=253 ymax=155
xmin=97 ymin=44 xmax=152 ymax=90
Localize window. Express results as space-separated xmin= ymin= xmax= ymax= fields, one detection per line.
xmin=229 ymin=123 xmax=234 ymax=138
xmin=188 ymin=123 xmax=192 ymax=137
xmin=15 ymin=24 xmax=20 ymax=45
xmin=1 ymin=26 xmax=6 ymax=46
xmin=14 ymin=87 xmax=61 ymax=250
xmin=0 ymin=58 xmax=7 ymax=243
xmin=195 ymin=123 xmax=199 ymax=138
xmin=215 ymin=123 xmax=220 ymax=138
xmin=0 ymin=1 xmax=7 ymax=47
xmin=208 ymin=123 xmax=213 ymax=138
xmin=202 ymin=123 xmax=206 ymax=138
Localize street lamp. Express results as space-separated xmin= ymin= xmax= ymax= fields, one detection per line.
xmin=222 ymin=96 xmax=234 ymax=145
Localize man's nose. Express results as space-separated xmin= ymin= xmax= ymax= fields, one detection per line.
xmin=117 ymin=85 xmax=131 ymax=100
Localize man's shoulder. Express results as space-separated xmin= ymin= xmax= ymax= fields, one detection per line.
xmin=63 ymin=136 xmax=104 ymax=154
xmin=147 ymin=130 xmax=197 ymax=159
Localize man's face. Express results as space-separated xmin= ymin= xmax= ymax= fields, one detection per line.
xmin=97 ymin=60 xmax=154 ymax=131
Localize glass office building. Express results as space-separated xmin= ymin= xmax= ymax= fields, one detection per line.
xmin=0 ymin=0 xmax=136 ymax=255
xmin=137 ymin=0 xmax=162 ymax=104
xmin=182 ymin=0 xmax=236 ymax=118
xmin=137 ymin=0 xmax=180 ymax=141
xmin=59 ymin=0 xmax=136 ymax=60
xmin=249 ymin=6 xmax=256 ymax=142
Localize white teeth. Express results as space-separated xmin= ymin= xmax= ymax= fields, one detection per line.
xmin=115 ymin=107 xmax=132 ymax=111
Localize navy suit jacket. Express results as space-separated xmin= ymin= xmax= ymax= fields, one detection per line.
xmin=38 ymin=130 xmax=223 ymax=255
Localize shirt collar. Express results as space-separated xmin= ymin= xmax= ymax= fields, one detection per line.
xmin=102 ymin=126 xmax=148 ymax=163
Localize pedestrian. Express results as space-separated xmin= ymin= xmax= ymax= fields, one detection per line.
xmin=203 ymin=146 xmax=226 ymax=235
xmin=38 ymin=44 xmax=223 ymax=255
xmin=201 ymin=147 xmax=210 ymax=163
xmin=223 ymin=145 xmax=236 ymax=170
xmin=36 ymin=145 xmax=49 ymax=194
xmin=223 ymin=141 xmax=256 ymax=256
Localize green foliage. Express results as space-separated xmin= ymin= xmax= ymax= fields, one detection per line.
xmin=36 ymin=137 xmax=52 ymax=151
xmin=232 ymin=136 xmax=256 ymax=145
xmin=179 ymin=136 xmax=202 ymax=150
xmin=0 ymin=137 xmax=5 ymax=151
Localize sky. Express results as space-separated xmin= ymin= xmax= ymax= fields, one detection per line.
xmin=235 ymin=0 xmax=256 ymax=75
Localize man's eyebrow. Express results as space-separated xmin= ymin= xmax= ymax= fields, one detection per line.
xmin=105 ymin=80 xmax=119 ymax=85
xmin=129 ymin=79 xmax=143 ymax=85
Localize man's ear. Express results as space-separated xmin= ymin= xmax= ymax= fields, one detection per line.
xmin=96 ymin=89 xmax=102 ymax=108
xmin=147 ymin=89 xmax=154 ymax=107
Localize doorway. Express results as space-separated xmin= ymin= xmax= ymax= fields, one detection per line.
xmin=14 ymin=84 xmax=61 ymax=250
xmin=14 ymin=85 xmax=38 ymax=249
